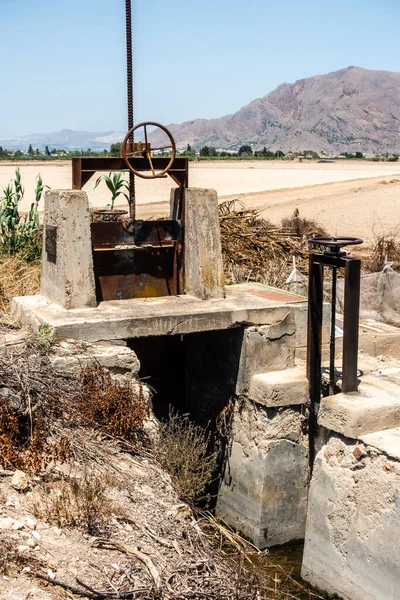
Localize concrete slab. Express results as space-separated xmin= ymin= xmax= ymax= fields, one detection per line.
xmin=318 ymin=374 xmax=400 ymax=438
xmin=248 ymin=366 xmax=309 ymax=407
xmin=12 ymin=289 xmax=303 ymax=342
xmin=360 ymin=427 xmax=400 ymax=461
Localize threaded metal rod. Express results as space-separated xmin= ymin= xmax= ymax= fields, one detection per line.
xmin=125 ymin=0 xmax=135 ymax=219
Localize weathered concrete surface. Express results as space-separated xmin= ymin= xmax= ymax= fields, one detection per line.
xmin=236 ymin=312 xmax=296 ymax=394
xmin=12 ymin=290 xmax=299 ymax=342
xmin=184 ymin=188 xmax=225 ymax=300
xmin=318 ymin=374 xmax=400 ymax=438
xmin=293 ymin=302 xmax=331 ymax=350
xmin=361 ymin=426 xmax=400 ymax=461
xmin=217 ymin=399 xmax=309 ymax=548
xmin=41 ymin=190 xmax=96 ymax=309
xmin=50 ymin=339 xmax=140 ymax=379
xmin=248 ymin=366 xmax=309 ymax=407
xmin=302 ymin=435 xmax=400 ymax=600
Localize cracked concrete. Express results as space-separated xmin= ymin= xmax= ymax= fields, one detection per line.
xmin=302 ymin=435 xmax=400 ymax=600
xmin=216 ymin=398 xmax=309 ymax=548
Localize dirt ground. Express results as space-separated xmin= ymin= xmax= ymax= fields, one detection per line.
xmin=1 ymin=159 xmax=399 ymax=243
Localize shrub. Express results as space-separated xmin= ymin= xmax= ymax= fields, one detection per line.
xmin=156 ymin=409 xmax=218 ymax=505
xmin=78 ymin=365 xmax=149 ymax=441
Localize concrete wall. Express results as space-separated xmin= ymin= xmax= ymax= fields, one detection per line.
xmin=302 ymin=434 xmax=400 ymax=600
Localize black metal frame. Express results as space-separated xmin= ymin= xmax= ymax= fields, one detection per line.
xmin=307 ymin=250 xmax=361 ymax=465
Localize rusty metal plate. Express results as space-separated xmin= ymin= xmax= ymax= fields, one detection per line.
xmin=91 ymin=220 xmax=181 ymax=248
xmin=93 ymin=244 xmax=178 ymax=301
xmin=45 ymin=225 xmax=57 ymax=263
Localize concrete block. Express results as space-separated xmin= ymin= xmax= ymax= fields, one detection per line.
xmin=302 ymin=435 xmax=400 ymax=600
xmin=236 ymin=312 xmax=296 ymax=394
xmin=41 ymin=190 xmax=96 ymax=309
xmin=318 ymin=374 xmax=400 ymax=438
xmin=184 ymin=188 xmax=225 ymax=300
xmin=50 ymin=340 xmax=140 ymax=379
xmin=248 ymin=366 xmax=309 ymax=407
xmin=217 ymin=399 xmax=309 ymax=548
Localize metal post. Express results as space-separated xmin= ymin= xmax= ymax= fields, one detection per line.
xmin=307 ymin=253 xmax=324 ymax=469
xmin=342 ymin=258 xmax=361 ymax=392
xmin=125 ymin=0 xmax=136 ymax=220
xmin=329 ymin=266 xmax=337 ymax=395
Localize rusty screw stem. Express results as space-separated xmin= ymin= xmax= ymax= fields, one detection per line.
xmin=125 ymin=0 xmax=136 ymax=220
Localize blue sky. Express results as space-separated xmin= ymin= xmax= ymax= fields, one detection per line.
xmin=1 ymin=0 xmax=399 ymax=137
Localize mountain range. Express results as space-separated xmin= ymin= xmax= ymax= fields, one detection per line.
xmin=1 ymin=67 xmax=399 ymax=154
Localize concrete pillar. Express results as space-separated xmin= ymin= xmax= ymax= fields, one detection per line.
xmin=184 ymin=188 xmax=225 ymax=300
xmin=41 ymin=190 xmax=96 ymax=309
xmin=216 ymin=315 xmax=310 ymax=548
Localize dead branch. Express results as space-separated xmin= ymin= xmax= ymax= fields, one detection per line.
xmin=94 ymin=539 xmax=162 ymax=591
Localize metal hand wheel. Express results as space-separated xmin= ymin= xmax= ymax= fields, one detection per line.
xmin=308 ymin=236 xmax=363 ymax=254
xmin=121 ymin=121 xmax=176 ymax=179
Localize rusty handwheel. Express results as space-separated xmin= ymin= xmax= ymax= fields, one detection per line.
xmin=121 ymin=121 xmax=176 ymax=179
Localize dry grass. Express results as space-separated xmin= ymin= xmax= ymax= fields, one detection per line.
xmin=363 ymin=233 xmax=400 ymax=273
xmin=156 ymin=409 xmax=218 ymax=505
xmin=219 ymin=202 xmax=325 ymax=288
xmin=0 ymin=254 xmax=40 ymax=312
xmin=31 ymin=468 xmax=115 ymax=534
xmin=0 ymin=336 xmax=77 ymax=472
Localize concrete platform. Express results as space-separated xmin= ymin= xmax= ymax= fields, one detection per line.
xmin=318 ymin=373 xmax=400 ymax=438
xmin=11 ymin=286 xmax=307 ymax=342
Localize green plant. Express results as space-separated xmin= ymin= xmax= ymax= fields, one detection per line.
xmin=94 ymin=172 xmax=129 ymax=210
xmin=34 ymin=324 xmax=55 ymax=352
xmin=0 ymin=169 xmax=45 ymax=260
xmin=156 ymin=409 xmax=218 ymax=505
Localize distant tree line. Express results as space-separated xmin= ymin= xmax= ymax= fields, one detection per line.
xmin=0 ymin=142 xmax=398 ymax=162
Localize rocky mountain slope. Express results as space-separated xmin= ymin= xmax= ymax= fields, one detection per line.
xmin=154 ymin=66 xmax=400 ymax=154
xmin=1 ymin=67 xmax=399 ymax=154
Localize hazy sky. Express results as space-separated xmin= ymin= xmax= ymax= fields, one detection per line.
xmin=1 ymin=0 xmax=399 ymax=137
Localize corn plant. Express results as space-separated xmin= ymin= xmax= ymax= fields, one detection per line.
xmin=0 ymin=169 xmax=46 ymax=260
xmin=94 ymin=172 xmax=129 ymax=210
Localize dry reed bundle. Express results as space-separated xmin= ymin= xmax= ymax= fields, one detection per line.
xmin=219 ymin=202 xmax=325 ymax=288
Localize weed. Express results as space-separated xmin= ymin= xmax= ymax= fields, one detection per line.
xmin=79 ymin=365 xmax=149 ymax=441
xmin=0 ymin=169 xmax=45 ymax=261
xmin=31 ymin=469 xmax=113 ymax=534
xmin=34 ymin=324 xmax=55 ymax=353
xmin=156 ymin=409 xmax=218 ymax=506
